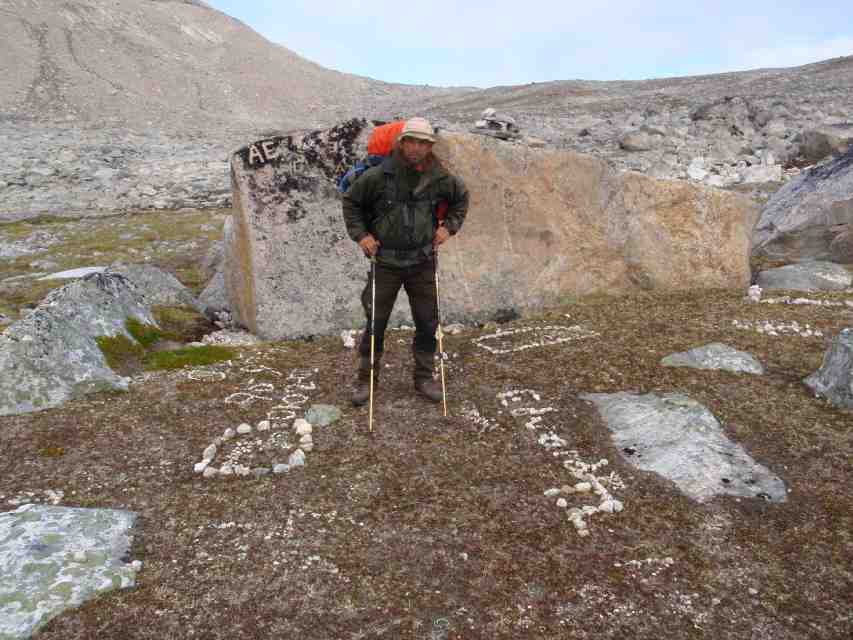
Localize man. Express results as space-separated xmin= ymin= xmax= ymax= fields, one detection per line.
xmin=342 ymin=117 xmax=469 ymax=406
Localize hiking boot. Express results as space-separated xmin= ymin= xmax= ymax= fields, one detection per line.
xmin=351 ymin=355 xmax=380 ymax=407
xmin=414 ymin=377 xmax=443 ymax=403
xmin=412 ymin=350 xmax=442 ymax=403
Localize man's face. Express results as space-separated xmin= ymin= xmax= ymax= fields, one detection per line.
xmin=400 ymin=136 xmax=434 ymax=165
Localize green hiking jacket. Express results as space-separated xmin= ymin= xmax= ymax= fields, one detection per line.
xmin=342 ymin=151 xmax=469 ymax=268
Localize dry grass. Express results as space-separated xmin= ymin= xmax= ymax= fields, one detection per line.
xmin=1 ymin=285 xmax=852 ymax=639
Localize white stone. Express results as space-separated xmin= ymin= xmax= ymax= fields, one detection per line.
xmin=256 ymin=420 xmax=270 ymax=432
xmin=202 ymin=444 xmax=216 ymax=461
xmin=299 ymin=434 xmax=313 ymax=445
xmin=288 ymin=449 xmax=306 ymax=467
xmin=273 ymin=463 xmax=290 ymax=474
xmin=237 ymin=423 xmax=252 ymax=435
xmin=193 ymin=460 xmax=209 ymax=474
xmin=131 ymin=560 xmax=143 ymax=572
xmin=341 ymin=329 xmax=356 ymax=349
xmin=544 ymin=488 xmax=561 ymax=497
xmin=294 ymin=419 xmax=312 ymax=436
xmin=223 ymin=428 xmax=235 ymax=440
xmin=578 ymin=529 xmax=590 ymax=537
xmin=219 ymin=464 xmax=234 ymax=476
xmin=37 ymin=266 xmax=106 ymax=281
xmin=747 ymin=285 xmax=762 ymax=302
xmin=556 ymin=498 xmax=568 ymax=508
xmin=574 ymin=482 xmax=592 ymax=493
xmin=301 ymin=442 xmax=314 ymax=453
xmin=203 ymin=467 xmax=217 ymax=479
xmin=235 ymin=465 xmax=251 ymax=476
xmin=599 ymin=499 xmax=624 ymax=513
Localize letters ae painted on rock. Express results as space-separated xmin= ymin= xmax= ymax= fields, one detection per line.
xmin=238 ymin=137 xmax=308 ymax=173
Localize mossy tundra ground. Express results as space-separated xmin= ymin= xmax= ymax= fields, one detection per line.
xmin=1 ymin=210 xmax=851 ymax=639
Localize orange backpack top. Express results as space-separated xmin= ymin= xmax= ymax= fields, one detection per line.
xmin=367 ymin=120 xmax=406 ymax=156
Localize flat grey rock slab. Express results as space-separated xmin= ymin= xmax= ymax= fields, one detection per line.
xmin=37 ymin=267 xmax=105 ymax=281
xmin=804 ymin=328 xmax=853 ymax=408
xmin=755 ymin=261 xmax=852 ymax=291
xmin=581 ymin=391 xmax=787 ymax=503
xmin=0 ymin=504 xmax=140 ymax=640
xmin=661 ymin=342 xmax=764 ymax=374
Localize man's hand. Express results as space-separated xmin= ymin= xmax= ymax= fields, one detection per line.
xmin=358 ymin=234 xmax=381 ymax=258
xmin=433 ymin=226 xmax=450 ymax=249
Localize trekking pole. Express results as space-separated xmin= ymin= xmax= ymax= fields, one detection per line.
xmin=434 ymin=251 xmax=448 ymax=418
xmin=369 ymin=256 xmax=376 ymax=433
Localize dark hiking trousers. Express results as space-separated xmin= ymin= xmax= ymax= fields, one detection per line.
xmin=358 ymin=257 xmax=438 ymax=379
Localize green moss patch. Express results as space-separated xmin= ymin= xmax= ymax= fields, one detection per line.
xmin=125 ymin=317 xmax=164 ymax=347
xmin=96 ymin=333 xmax=146 ymax=376
xmin=142 ymin=345 xmax=235 ymax=371
xmin=151 ymin=305 xmax=214 ymax=343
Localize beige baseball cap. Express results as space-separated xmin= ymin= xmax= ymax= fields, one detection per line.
xmin=400 ymin=117 xmax=436 ymax=143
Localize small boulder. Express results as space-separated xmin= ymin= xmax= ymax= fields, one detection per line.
xmin=755 ymin=261 xmax=852 ymax=291
xmin=804 ymin=328 xmax=853 ymax=408
xmin=619 ymin=129 xmax=663 ymax=152
xmin=661 ymin=342 xmax=764 ymax=375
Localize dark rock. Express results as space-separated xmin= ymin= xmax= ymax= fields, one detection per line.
xmin=753 ymin=148 xmax=853 ymax=262
xmin=804 ymin=328 xmax=853 ymax=408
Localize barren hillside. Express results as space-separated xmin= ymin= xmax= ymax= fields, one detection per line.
xmin=0 ymin=0 xmax=469 ymax=133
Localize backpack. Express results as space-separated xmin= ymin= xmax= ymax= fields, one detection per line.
xmin=337 ymin=121 xmax=406 ymax=193
xmin=338 ymin=120 xmax=448 ymax=222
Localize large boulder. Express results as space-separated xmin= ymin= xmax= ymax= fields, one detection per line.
xmin=0 ymin=273 xmax=155 ymax=416
xmin=797 ymin=124 xmax=853 ymax=165
xmin=752 ymin=148 xmax=853 ymax=262
xmin=226 ymin=119 xmax=759 ymax=340
xmin=804 ymin=328 xmax=853 ymax=409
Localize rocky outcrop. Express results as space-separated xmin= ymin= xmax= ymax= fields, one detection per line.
xmin=0 ymin=272 xmax=154 ymax=416
xmin=755 ymin=261 xmax=852 ymax=291
xmin=752 ymin=148 xmax=853 ymax=262
xmin=226 ymin=121 xmax=758 ymax=340
xmin=804 ymin=328 xmax=853 ymax=409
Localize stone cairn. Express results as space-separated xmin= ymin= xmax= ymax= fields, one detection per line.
xmin=473 ymin=108 xmax=522 ymax=140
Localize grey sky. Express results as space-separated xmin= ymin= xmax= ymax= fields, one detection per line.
xmin=206 ymin=0 xmax=853 ymax=87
